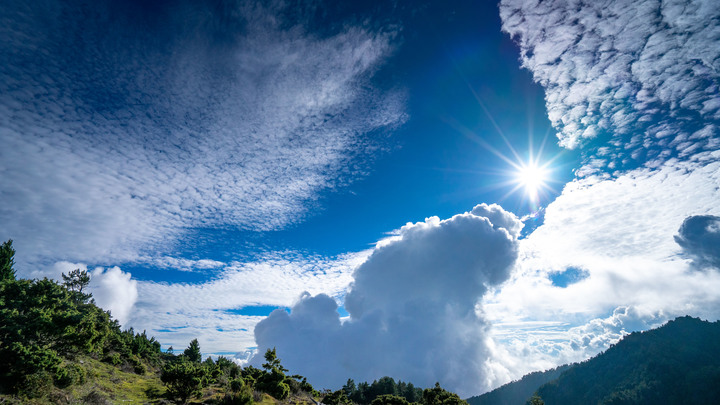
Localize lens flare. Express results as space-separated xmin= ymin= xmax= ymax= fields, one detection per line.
xmin=516 ymin=161 xmax=549 ymax=201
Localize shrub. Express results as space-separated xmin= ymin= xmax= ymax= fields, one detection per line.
xmin=83 ymin=390 xmax=111 ymax=405
xmin=230 ymin=377 xmax=246 ymax=392
xmin=222 ymin=383 xmax=254 ymax=405
xmin=371 ymin=395 xmax=410 ymax=405
xmin=55 ymin=363 xmax=87 ymax=388
xmin=161 ymin=359 xmax=208 ymax=403
xmin=19 ymin=371 xmax=53 ymax=399
xmin=104 ymin=352 xmax=122 ymax=366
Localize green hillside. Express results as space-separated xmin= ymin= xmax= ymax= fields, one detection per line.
xmin=536 ymin=316 xmax=720 ymax=404
xmin=467 ymin=316 xmax=720 ymax=405
xmin=0 ymin=240 xmax=467 ymax=404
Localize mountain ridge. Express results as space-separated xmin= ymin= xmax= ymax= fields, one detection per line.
xmin=468 ymin=316 xmax=720 ymax=405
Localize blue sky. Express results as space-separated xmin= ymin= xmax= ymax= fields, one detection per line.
xmin=2 ymin=0 xmax=720 ymax=398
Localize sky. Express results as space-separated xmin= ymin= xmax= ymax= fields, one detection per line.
xmin=1 ymin=0 xmax=719 ymax=398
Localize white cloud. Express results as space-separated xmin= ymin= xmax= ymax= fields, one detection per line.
xmin=251 ymin=204 xmax=523 ymax=397
xmin=89 ymin=266 xmax=139 ymax=327
xmin=129 ymin=251 xmax=366 ymax=358
xmin=481 ymin=153 xmax=720 ymax=386
xmin=47 ymin=261 xmax=138 ymax=327
xmin=499 ymin=0 xmax=720 ymax=172
xmin=0 ymin=0 xmax=406 ymax=270
xmin=484 ymin=306 xmax=668 ymax=384
xmin=139 ymin=256 xmax=227 ymax=272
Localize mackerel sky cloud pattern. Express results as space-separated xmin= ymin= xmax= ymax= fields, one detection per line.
xmin=0 ymin=0 xmax=405 ymax=266
xmin=500 ymin=0 xmax=720 ymax=173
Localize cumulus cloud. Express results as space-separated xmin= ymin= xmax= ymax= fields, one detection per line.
xmin=251 ymin=204 xmax=523 ymax=397
xmin=485 ymin=306 xmax=668 ymax=384
xmin=674 ymin=215 xmax=720 ymax=269
xmin=0 ymin=0 xmax=406 ymax=269
xmin=481 ymin=154 xmax=720 ymax=386
xmin=47 ymin=261 xmax=138 ymax=327
xmin=499 ymin=0 xmax=720 ymax=172
xmin=131 ymin=251 xmax=366 ymax=357
xmin=89 ymin=267 xmax=139 ymax=327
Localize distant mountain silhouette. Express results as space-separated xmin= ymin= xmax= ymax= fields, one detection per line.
xmin=468 ymin=316 xmax=720 ymax=405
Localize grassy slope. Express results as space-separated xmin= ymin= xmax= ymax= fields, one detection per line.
xmin=0 ymin=356 xmax=166 ymax=404
xmin=0 ymin=357 xmax=320 ymax=405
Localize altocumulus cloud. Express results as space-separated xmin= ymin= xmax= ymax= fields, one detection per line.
xmin=252 ymin=204 xmax=523 ymax=397
xmin=0 ymin=0 xmax=405 ymax=269
xmin=500 ymin=0 xmax=720 ymax=173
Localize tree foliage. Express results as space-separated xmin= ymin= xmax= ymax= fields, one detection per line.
xmin=61 ymin=268 xmax=91 ymax=302
xmin=324 ymin=389 xmax=353 ymax=405
xmin=0 ymin=239 xmax=16 ymax=281
xmin=184 ymin=338 xmax=202 ymax=363
xmin=535 ymin=316 xmax=720 ymax=405
xmin=256 ymin=348 xmax=290 ymax=399
xmin=422 ymin=383 xmax=467 ymax=405
xmin=341 ymin=376 xmax=424 ymax=405
xmin=371 ymin=394 xmax=410 ymax=405
xmin=527 ymin=394 xmax=545 ymax=405
xmin=0 ymin=240 xmax=161 ymax=396
xmin=161 ymin=358 xmax=209 ymax=403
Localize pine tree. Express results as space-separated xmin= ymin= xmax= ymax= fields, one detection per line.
xmin=62 ymin=268 xmax=92 ymax=303
xmin=0 ymin=239 xmax=17 ymax=281
xmin=184 ymin=339 xmax=202 ymax=363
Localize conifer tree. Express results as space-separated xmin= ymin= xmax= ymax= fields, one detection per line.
xmin=184 ymin=338 xmax=202 ymax=363
xmin=0 ymin=239 xmax=16 ymax=281
xmin=62 ymin=268 xmax=90 ymax=294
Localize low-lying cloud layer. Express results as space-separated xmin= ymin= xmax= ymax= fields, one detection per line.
xmin=132 ymin=251 xmax=366 ymax=356
xmin=484 ymin=155 xmax=720 ymax=379
xmin=0 ymin=0 xmax=405 ymax=269
xmin=252 ymin=204 xmax=523 ymax=397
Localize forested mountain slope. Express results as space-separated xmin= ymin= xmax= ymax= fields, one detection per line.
xmin=465 ymin=365 xmax=570 ymax=405
xmin=468 ymin=316 xmax=720 ymax=405
xmin=536 ymin=316 xmax=720 ymax=405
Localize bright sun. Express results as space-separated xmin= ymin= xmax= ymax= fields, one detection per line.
xmin=515 ymin=161 xmax=549 ymax=201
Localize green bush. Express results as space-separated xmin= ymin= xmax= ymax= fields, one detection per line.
xmin=324 ymin=389 xmax=352 ymax=405
xmin=105 ymin=352 xmax=122 ymax=366
xmin=230 ymin=377 xmax=246 ymax=392
xmin=161 ymin=359 xmax=209 ymax=403
xmin=19 ymin=371 xmax=53 ymax=399
xmin=129 ymin=354 xmax=147 ymax=374
xmin=55 ymin=363 xmax=87 ymax=388
xmin=371 ymin=395 xmax=410 ymax=405
xmin=222 ymin=382 xmax=254 ymax=405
